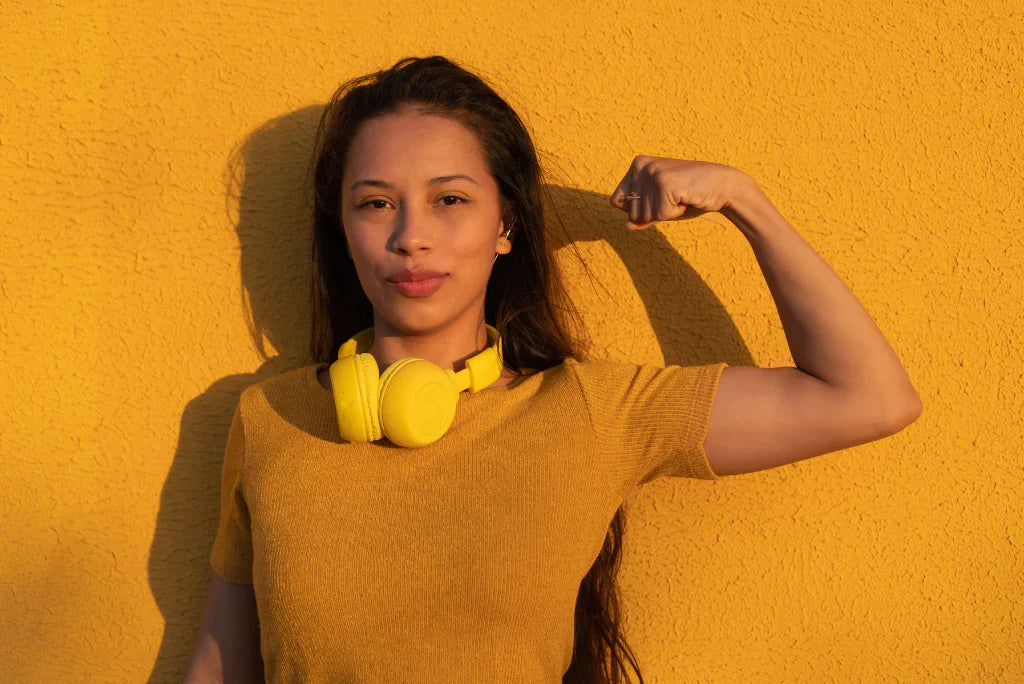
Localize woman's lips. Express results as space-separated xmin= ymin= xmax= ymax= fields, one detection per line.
xmin=388 ymin=275 xmax=447 ymax=297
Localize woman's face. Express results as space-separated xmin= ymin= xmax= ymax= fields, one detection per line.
xmin=340 ymin=107 xmax=511 ymax=337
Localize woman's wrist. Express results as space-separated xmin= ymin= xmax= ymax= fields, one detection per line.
xmin=720 ymin=174 xmax=785 ymax=244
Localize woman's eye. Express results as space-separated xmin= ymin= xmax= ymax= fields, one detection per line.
xmin=357 ymin=196 xmax=466 ymax=210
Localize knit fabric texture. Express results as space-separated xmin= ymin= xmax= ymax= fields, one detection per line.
xmin=210 ymin=356 xmax=729 ymax=682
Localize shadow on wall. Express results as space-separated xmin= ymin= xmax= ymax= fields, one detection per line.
xmin=147 ymin=105 xmax=753 ymax=682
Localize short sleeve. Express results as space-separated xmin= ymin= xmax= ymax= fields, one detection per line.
xmin=209 ymin=393 xmax=254 ymax=584
xmin=568 ymin=358 xmax=728 ymax=490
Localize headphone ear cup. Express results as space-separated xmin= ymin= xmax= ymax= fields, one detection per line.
xmin=329 ymin=352 xmax=382 ymax=442
xmin=378 ymin=358 xmax=458 ymax=448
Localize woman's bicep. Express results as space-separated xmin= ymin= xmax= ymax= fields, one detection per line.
xmin=703 ymin=365 xmax=914 ymax=477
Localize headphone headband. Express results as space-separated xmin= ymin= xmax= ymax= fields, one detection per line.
xmin=338 ymin=324 xmax=504 ymax=393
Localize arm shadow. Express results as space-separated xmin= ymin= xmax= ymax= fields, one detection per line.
xmin=542 ymin=184 xmax=754 ymax=369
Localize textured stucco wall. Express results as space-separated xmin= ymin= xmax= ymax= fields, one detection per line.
xmin=1 ymin=0 xmax=1021 ymax=681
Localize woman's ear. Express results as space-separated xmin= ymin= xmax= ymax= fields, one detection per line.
xmin=496 ymin=217 xmax=514 ymax=254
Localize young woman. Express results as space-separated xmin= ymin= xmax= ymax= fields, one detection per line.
xmin=187 ymin=56 xmax=922 ymax=683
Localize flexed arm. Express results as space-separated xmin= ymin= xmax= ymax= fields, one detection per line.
xmin=610 ymin=156 xmax=921 ymax=476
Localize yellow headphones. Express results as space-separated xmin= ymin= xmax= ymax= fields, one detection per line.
xmin=329 ymin=324 xmax=504 ymax=448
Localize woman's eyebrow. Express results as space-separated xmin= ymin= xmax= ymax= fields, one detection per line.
xmin=349 ymin=174 xmax=478 ymax=192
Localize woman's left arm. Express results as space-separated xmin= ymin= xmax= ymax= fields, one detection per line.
xmin=720 ymin=177 xmax=921 ymax=414
xmin=611 ymin=156 xmax=922 ymax=476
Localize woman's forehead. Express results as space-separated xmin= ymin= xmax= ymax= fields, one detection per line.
xmin=344 ymin=113 xmax=492 ymax=188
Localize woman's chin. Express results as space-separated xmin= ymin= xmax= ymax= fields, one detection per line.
xmin=373 ymin=308 xmax=450 ymax=337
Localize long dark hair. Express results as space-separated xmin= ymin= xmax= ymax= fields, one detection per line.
xmin=307 ymin=55 xmax=645 ymax=684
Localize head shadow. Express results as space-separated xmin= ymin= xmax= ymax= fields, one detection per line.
xmin=146 ymin=105 xmax=324 ymax=683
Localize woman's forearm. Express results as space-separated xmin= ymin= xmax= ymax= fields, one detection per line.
xmin=721 ymin=176 xmax=922 ymax=419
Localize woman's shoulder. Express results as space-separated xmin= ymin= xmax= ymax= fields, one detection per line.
xmin=241 ymin=363 xmax=324 ymax=404
xmin=521 ymin=356 xmax=634 ymax=389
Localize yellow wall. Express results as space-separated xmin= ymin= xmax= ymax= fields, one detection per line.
xmin=2 ymin=0 xmax=1020 ymax=680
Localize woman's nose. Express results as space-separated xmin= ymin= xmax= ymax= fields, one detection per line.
xmin=390 ymin=206 xmax=433 ymax=255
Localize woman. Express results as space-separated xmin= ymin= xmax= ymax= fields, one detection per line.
xmin=187 ymin=56 xmax=922 ymax=683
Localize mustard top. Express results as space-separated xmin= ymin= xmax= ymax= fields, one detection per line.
xmin=210 ymin=357 xmax=728 ymax=681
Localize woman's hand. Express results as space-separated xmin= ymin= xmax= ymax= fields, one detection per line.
xmin=610 ymin=155 xmax=754 ymax=230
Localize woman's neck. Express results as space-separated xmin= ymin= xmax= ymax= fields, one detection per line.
xmin=368 ymin=315 xmax=491 ymax=373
